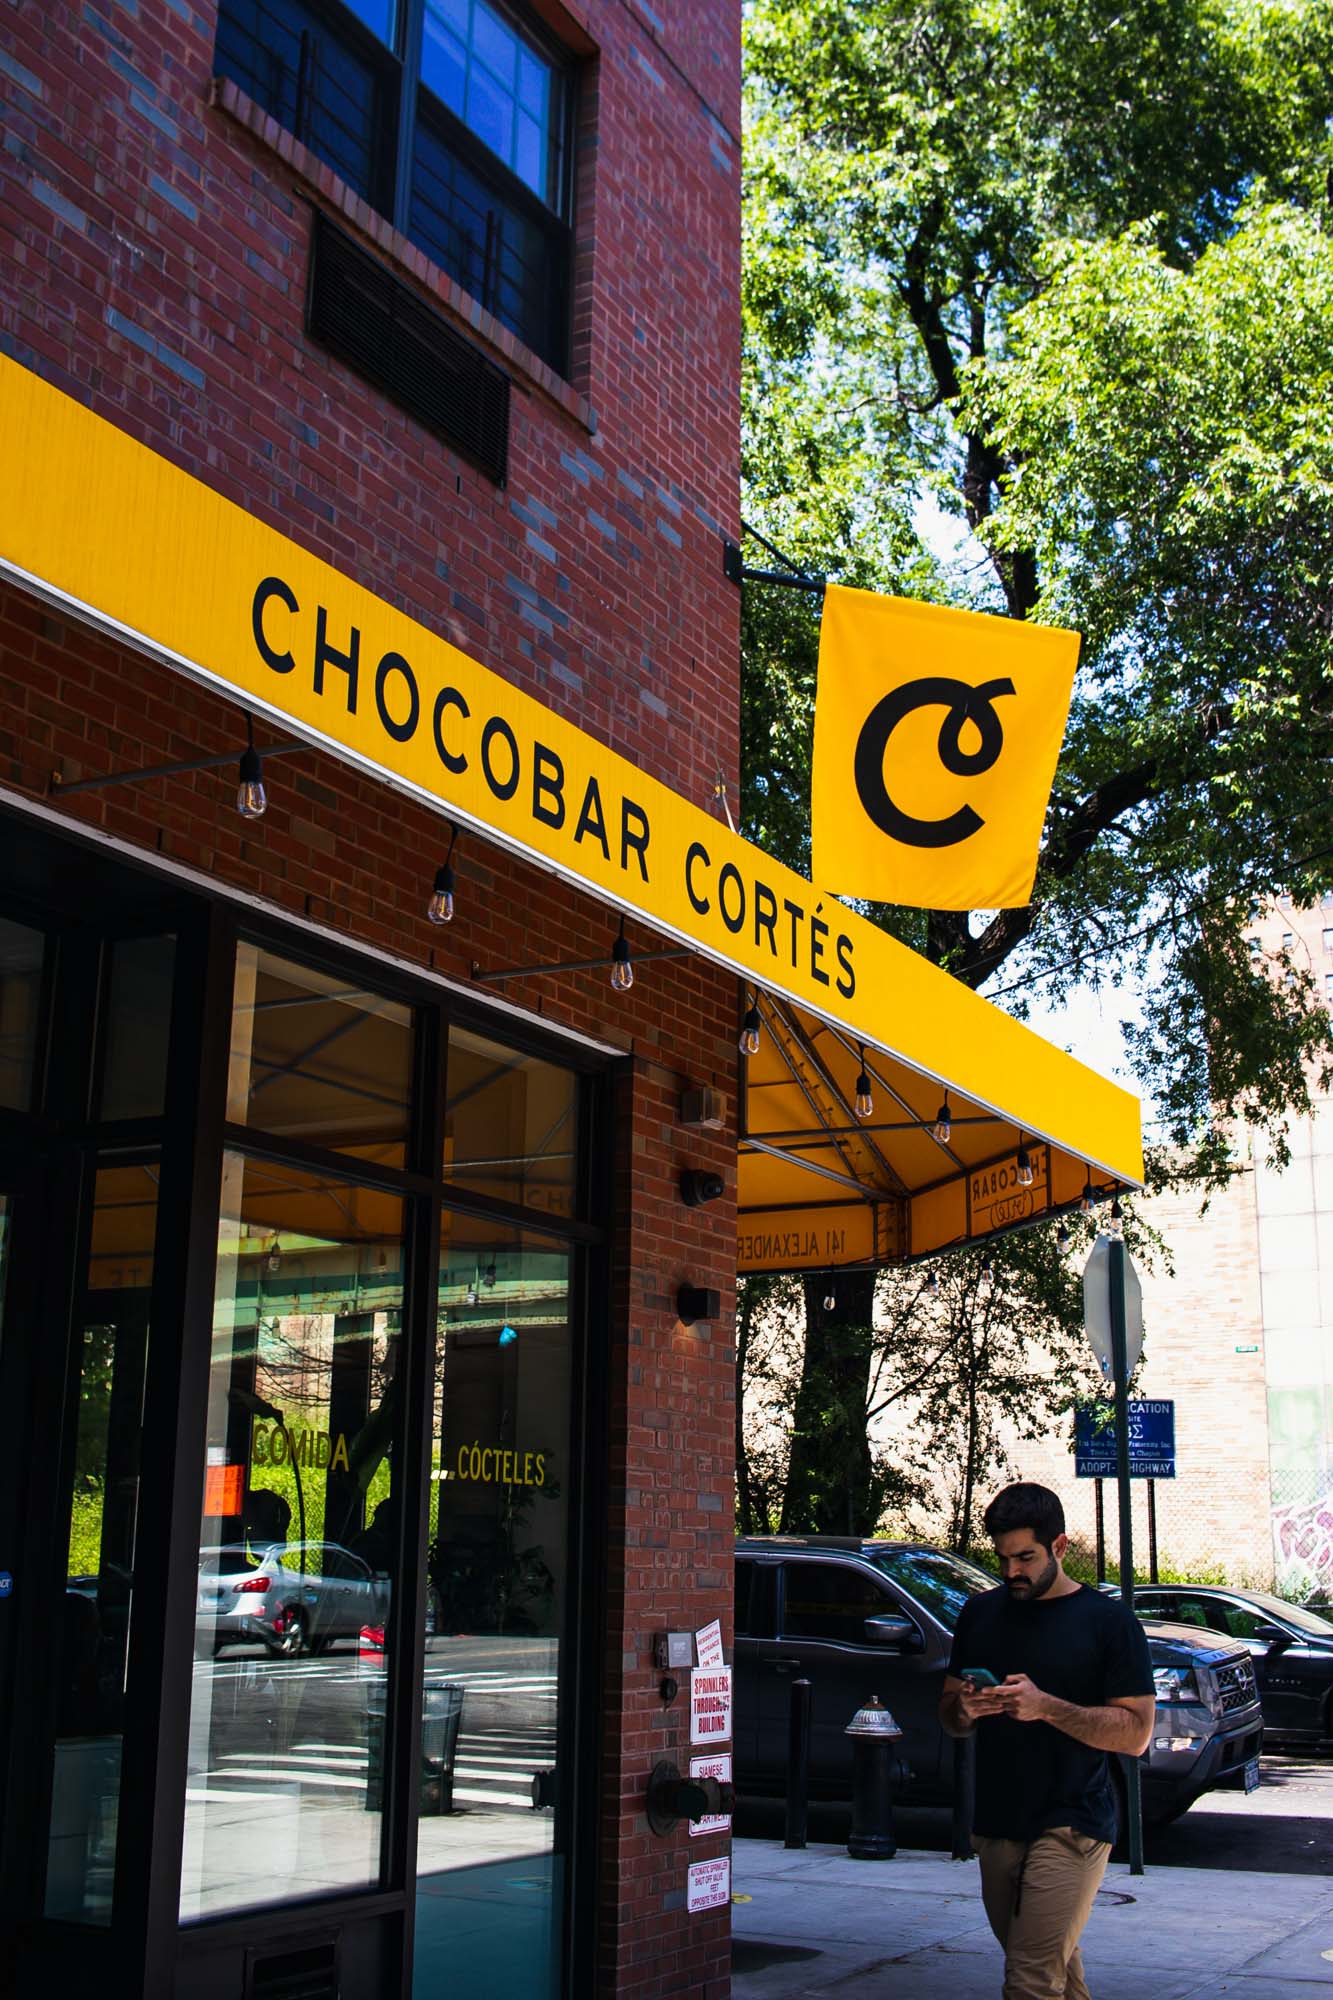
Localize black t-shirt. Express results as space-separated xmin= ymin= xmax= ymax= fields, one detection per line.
xmin=947 ymin=1583 xmax=1154 ymax=1843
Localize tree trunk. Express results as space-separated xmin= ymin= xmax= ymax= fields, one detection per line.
xmin=958 ymin=1324 xmax=979 ymax=1552
xmin=780 ymin=1271 xmax=877 ymax=1535
xmin=735 ymin=1280 xmax=757 ymax=1535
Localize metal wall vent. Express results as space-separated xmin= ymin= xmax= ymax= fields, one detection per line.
xmin=245 ymin=1935 xmax=340 ymax=2000
xmin=307 ymin=211 xmax=510 ymax=486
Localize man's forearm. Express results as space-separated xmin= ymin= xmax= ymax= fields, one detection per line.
xmin=938 ymin=1691 xmax=975 ymax=1740
xmin=1038 ymin=1697 xmax=1146 ymax=1753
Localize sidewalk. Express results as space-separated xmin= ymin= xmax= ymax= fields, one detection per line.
xmin=730 ymin=1838 xmax=1333 ymax=1998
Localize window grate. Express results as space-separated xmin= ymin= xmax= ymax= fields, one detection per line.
xmin=245 ymin=1935 xmax=340 ymax=1999
xmin=306 ymin=211 xmax=510 ymax=484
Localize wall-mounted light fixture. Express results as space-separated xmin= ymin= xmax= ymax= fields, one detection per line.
xmin=680 ymin=1169 xmax=726 ymax=1207
xmin=854 ymin=1045 xmax=874 ymax=1120
xmin=739 ymin=991 xmax=762 ymax=1057
xmin=236 ymin=714 xmax=268 ymax=819
xmin=677 ymin=1283 xmax=721 ymax=1326
xmin=610 ymin=915 xmax=634 ymax=992
xmin=427 ymin=822 xmax=459 ymax=924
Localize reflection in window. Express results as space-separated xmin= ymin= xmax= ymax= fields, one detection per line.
xmin=228 ymin=942 xmax=412 ymax=1166
xmin=99 ymin=935 xmax=175 ymax=1121
xmin=181 ymin=1152 xmax=404 ymax=1921
xmin=44 ymin=1164 xmax=158 ymax=1923
xmin=866 ymin=1548 xmax=995 ymax=1634
xmin=782 ymin=1563 xmax=888 ymax=1644
xmin=0 ymin=916 xmax=44 ymax=1111
xmin=413 ymin=1215 xmax=571 ymax=1999
xmin=444 ymin=1025 xmax=577 ymax=1218
xmin=422 ymin=0 xmax=563 ymax=206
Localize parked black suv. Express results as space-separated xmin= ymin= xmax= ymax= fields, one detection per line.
xmin=735 ymin=1537 xmax=1264 ymax=1826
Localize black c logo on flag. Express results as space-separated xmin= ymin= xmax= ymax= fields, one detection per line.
xmin=853 ymin=675 xmax=1017 ymax=849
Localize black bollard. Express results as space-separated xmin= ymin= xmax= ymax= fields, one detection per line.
xmin=845 ymin=1696 xmax=903 ymax=1861
xmin=950 ymin=1731 xmax=976 ymax=1860
xmin=784 ymin=1677 xmax=812 ymax=1850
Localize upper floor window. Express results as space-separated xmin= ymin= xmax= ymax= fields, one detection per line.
xmin=215 ymin=0 xmax=575 ymax=373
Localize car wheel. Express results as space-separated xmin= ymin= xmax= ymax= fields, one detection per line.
xmin=274 ymin=1609 xmax=306 ymax=1657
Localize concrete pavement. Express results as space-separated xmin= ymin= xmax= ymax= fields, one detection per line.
xmin=730 ymin=1838 xmax=1333 ymax=1997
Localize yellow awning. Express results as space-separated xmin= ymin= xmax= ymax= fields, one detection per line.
xmin=738 ymin=990 xmax=1132 ymax=1274
xmin=0 ymin=354 xmax=1141 ymax=1260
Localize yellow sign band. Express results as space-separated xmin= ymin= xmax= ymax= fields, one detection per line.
xmin=0 ymin=356 xmax=1141 ymax=1186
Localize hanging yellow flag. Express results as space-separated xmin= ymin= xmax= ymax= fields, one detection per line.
xmin=811 ymin=585 xmax=1080 ymax=911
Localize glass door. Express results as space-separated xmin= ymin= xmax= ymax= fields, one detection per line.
xmin=412 ymin=1025 xmax=586 ymax=2000
xmin=43 ymin=1165 xmax=158 ymax=1923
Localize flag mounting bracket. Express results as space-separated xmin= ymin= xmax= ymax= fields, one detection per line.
xmin=722 ymin=539 xmax=825 ymax=596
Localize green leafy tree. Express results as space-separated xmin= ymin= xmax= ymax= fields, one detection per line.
xmin=739 ymin=0 xmax=1333 ymax=1531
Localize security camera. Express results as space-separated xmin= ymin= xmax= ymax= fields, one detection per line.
xmin=680 ymin=1168 xmax=725 ymax=1206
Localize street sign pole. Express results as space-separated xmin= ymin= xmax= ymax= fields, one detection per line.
xmin=1109 ymin=1233 xmax=1144 ymax=1875
xmin=1094 ymin=1478 xmax=1105 ymax=1586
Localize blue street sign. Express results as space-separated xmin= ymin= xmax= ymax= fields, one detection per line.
xmin=1074 ymin=1399 xmax=1175 ymax=1479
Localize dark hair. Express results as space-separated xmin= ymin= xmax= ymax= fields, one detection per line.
xmin=983 ymin=1482 xmax=1065 ymax=1550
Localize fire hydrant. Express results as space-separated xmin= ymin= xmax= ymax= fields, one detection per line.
xmin=845 ymin=1695 xmax=904 ymax=1859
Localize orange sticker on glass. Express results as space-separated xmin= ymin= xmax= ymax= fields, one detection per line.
xmin=204 ymin=1464 xmax=244 ymax=1516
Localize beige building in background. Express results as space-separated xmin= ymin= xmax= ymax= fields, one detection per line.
xmin=1013 ymin=895 xmax=1333 ymax=1595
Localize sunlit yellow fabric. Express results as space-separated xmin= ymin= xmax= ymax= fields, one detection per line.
xmin=812 ymin=584 xmax=1080 ymax=911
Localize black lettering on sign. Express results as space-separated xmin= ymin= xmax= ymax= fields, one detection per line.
xmin=809 ymin=909 xmax=829 ymax=986
xmin=574 ymin=775 xmax=610 ymax=859
xmin=718 ymin=862 xmax=745 ymax=935
xmin=252 ymin=576 xmax=298 ymax=673
xmin=432 ymin=686 xmax=469 ymax=775
xmin=854 ymin=675 xmax=1016 ymax=848
xmin=481 ymin=716 xmax=520 ymax=801
xmin=835 ymin=933 xmax=856 ymax=999
xmin=314 ymin=607 xmax=360 ymax=713
xmin=621 ymin=798 xmax=650 ymax=882
xmin=685 ymin=840 xmax=710 ymax=915
xmin=753 ymin=879 xmax=778 ymax=955
xmin=783 ymin=897 xmax=805 ymax=968
xmin=374 ymin=651 xmax=419 ymax=743
xmin=532 ymin=742 xmax=566 ymax=830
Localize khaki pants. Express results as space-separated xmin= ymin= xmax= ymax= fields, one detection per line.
xmin=971 ymin=1826 xmax=1110 ymax=2000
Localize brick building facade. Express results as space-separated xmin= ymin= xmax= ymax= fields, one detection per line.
xmin=0 ymin=1 xmax=744 ymax=1994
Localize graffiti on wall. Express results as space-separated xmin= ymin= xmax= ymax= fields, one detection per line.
xmin=1273 ymin=1487 xmax=1333 ymax=1595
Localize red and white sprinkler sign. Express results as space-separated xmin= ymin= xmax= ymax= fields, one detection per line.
xmin=690 ymin=1666 xmax=732 ymax=1746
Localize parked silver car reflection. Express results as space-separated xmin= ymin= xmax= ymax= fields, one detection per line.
xmin=196 ymin=1541 xmax=389 ymax=1657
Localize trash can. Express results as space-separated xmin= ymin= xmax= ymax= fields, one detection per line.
xmin=364 ymin=1678 xmax=464 ymax=1815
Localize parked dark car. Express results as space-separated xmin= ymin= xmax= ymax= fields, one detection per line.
xmin=196 ymin=1540 xmax=388 ymax=1657
xmin=735 ymin=1536 xmax=1263 ymax=1828
xmin=1129 ymin=1584 xmax=1333 ymax=1745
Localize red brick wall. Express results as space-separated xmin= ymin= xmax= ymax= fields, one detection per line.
xmin=0 ymin=0 xmax=742 ymax=1989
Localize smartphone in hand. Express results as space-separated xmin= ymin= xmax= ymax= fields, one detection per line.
xmin=958 ymin=1667 xmax=999 ymax=1691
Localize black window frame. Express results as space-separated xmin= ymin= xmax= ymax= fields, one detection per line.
xmin=214 ymin=0 xmax=577 ymax=375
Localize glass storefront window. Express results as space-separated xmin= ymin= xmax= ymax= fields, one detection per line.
xmin=414 ymin=1213 xmax=572 ymax=1998
xmin=98 ymin=935 xmax=175 ymax=1121
xmin=228 ymin=942 xmax=413 ymax=1168
xmin=44 ymin=1162 xmax=158 ymax=1923
xmin=0 ymin=916 xmax=44 ymax=1111
xmin=444 ymin=1026 xmax=578 ymax=1219
xmin=180 ymin=1152 xmax=405 ymax=1922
